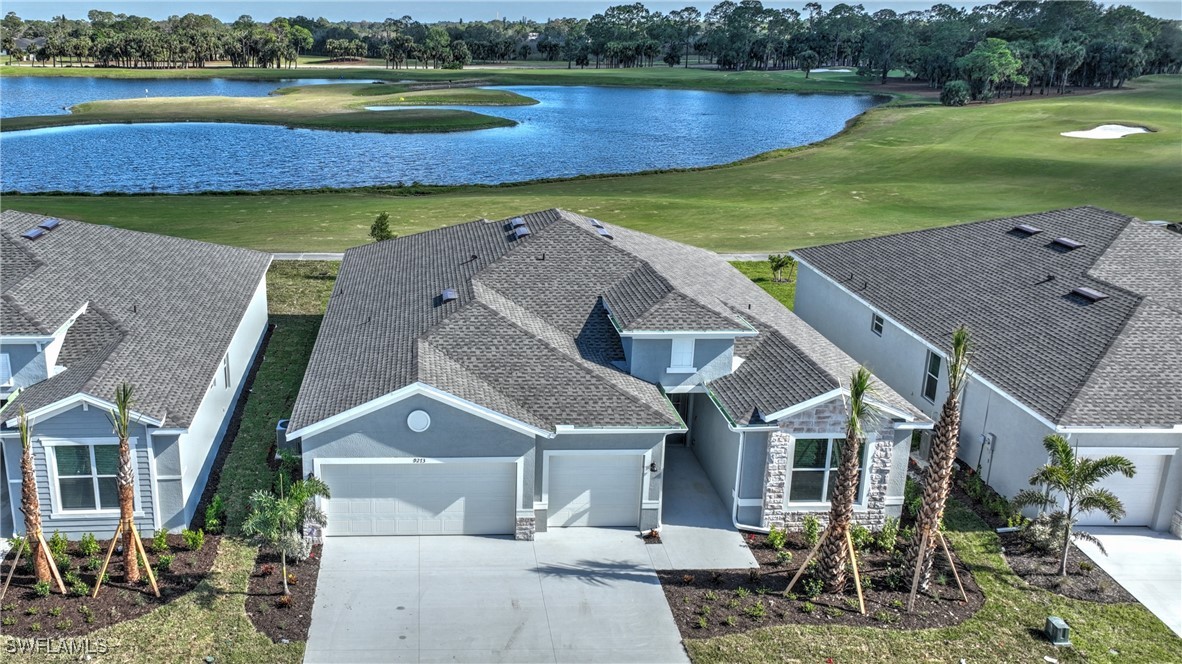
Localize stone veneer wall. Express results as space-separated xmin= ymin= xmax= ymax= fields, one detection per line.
xmin=761 ymin=398 xmax=894 ymax=531
xmin=516 ymin=516 xmax=536 ymax=541
xmin=1171 ymin=510 xmax=1182 ymax=539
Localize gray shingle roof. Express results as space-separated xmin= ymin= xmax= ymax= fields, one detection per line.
xmin=0 ymin=210 xmax=271 ymax=428
xmin=290 ymin=209 xmax=924 ymax=433
xmin=794 ymin=207 xmax=1182 ymax=428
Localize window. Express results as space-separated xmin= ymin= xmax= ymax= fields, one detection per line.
xmin=922 ymin=350 xmax=941 ymax=402
xmin=0 ymin=353 xmax=12 ymax=386
xmin=55 ymin=444 xmax=120 ymax=511
xmin=870 ymin=314 xmax=884 ymax=337
xmin=788 ymin=437 xmax=866 ymax=504
xmin=668 ymin=338 xmax=696 ymax=372
xmin=222 ymin=354 xmax=231 ymax=389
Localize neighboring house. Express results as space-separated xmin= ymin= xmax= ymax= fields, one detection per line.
xmin=285 ymin=209 xmax=929 ymax=540
xmin=793 ymin=207 xmax=1182 ymax=536
xmin=0 ymin=211 xmax=271 ymax=538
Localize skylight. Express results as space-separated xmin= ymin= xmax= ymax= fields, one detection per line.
xmin=21 ymin=228 xmax=45 ymax=240
xmin=1052 ymin=237 xmax=1084 ymax=250
xmin=38 ymin=218 xmax=62 ymax=231
xmin=513 ymin=226 xmax=532 ymax=239
xmin=1013 ymin=223 xmax=1042 ymax=235
xmin=596 ymin=227 xmax=614 ymax=240
xmin=441 ymin=287 xmax=458 ymax=303
xmin=509 ymin=217 xmax=526 ymax=228
xmin=1071 ymin=286 xmax=1108 ymax=302
xmin=589 ymin=218 xmax=604 ymax=228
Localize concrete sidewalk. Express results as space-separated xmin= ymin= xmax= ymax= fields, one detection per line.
xmin=1075 ymin=527 xmax=1182 ymax=637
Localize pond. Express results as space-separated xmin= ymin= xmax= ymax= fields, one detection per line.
xmin=0 ymin=82 xmax=881 ymax=194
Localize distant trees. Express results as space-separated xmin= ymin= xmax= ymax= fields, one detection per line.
xmin=369 ymin=212 xmax=394 ymax=242
xmin=1 ymin=1 xmax=1177 ymax=86
xmin=939 ymin=80 xmax=970 ymax=106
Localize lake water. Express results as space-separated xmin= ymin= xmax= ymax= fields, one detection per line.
xmin=0 ymin=80 xmax=880 ymax=193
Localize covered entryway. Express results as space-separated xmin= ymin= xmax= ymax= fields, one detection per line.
xmin=546 ymin=453 xmax=643 ymax=527
xmin=319 ymin=461 xmax=516 ymax=536
xmin=1076 ymin=453 xmax=1168 ymax=527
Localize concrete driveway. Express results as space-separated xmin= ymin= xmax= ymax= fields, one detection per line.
xmin=1075 ymin=527 xmax=1182 ymax=637
xmin=304 ymin=529 xmax=688 ymax=663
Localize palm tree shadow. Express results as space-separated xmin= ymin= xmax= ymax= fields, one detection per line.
xmin=536 ymin=559 xmax=659 ymax=587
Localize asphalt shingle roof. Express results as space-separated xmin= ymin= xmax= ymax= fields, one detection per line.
xmin=290 ymin=209 xmax=924 ymax=432
xmin=794 ymin=207 xmax=1182 ymax=428
xmin=0 ymin=211 xmax=271 ymax=428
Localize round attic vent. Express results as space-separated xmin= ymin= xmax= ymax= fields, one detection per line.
xmin=407 ymin=410 xmax=431 ymax=432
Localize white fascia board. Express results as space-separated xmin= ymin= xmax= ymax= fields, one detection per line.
xmin=762 ymin=388 xmax=846 ymax=423
xmin=554 ymin=425 xmax=687 ymax=435
xmin=1073 ymin=446 xmax=1177 ymax=456
xmin=620 ymin=329 xmax=757 ymax=339
xmin=1058 ymin=424 xmax=1182 ymax=434
xmin=0 ymin=335 xmax=55 ymax=344
xmin=150 ymin=428 xmax=189 ymax=436
xmin=286 ymin=381 xmax=553 ymax=441
xmin=792 ymin=256 xmax=1061 ymax=431
xmin=5 ymin=393 xmax=163 ymax=429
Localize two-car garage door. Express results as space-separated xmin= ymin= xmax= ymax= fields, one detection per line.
xmin=320 ymin=462 xmax=516 ymax=536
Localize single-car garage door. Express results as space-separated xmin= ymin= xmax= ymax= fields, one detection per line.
xmin=1076 ymin=453 xmax=1167 ymax=527
xmin=547 ymin=454 xmax=643 ymax=528
xmin=320 ymin=461 xmax=516 ymax=536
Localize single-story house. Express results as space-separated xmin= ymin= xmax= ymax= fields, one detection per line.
xmin=285 ymin=209 xmax=929 ymax=540
xmin=792 ymin=207 xmax=1182 ymax=536
xmin=0 ymin=211 xmax=271 ymax=538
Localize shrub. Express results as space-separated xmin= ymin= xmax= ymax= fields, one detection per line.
xmin=882 ymin=564 xmax=907 ymax=591
xmin=63 ymin=569 xmax=82 ymax=586
xmin=697 ymin=604 xmax=711 ymax=616
xmin=78 ymin=533 xmax=100 ymax=557
xmin=48 ymin=607 xmax=62 ymax=617
xmin=1078 ymin=560 xmax=1095 ymax=573
xmin=940 ymin=80 xmax=971 ymax=106
xmin=152 ymin=528 xmax=170 ymax=553
xmin=696 ymin=616 xmax=707 ymax=629
xmin=1023 ymin=512 xmax=1069 ymax=554
xmin=29 ymin=622 xmax=41 ymax=633
xmin=904 ymin=477 xmax=923 ymax=518
xmin=84 ymin=556 xmax=102 ymax=571
xmin=776 ymin=549 xmax=794 ymax=565
xmin=861 ymin=574 xmax=873 ymax=591
xmin=800 ymin=601 xmax=816 ymax=614
xmin=704 ymin=590 xmax=718 ymax=601
xmin=745 ymin=601 xmax=767 ymax=619
xmin=850 ymin=523 xmax=873 ymax=552
xmin=33 ymin=581 xmax=51 ymax=598
xmin=0 ymin=616 xmax=14 ymax=626
xmin=802 ymin=514 xmax=821 ymax=547
xmin=158 ymin=554 xmax=175 ymax=572
xmin=1 ymin=603 xmax=13 ymax=612
xmin=724 ymin=615 xmax=737 ymax=626
xmin=735 ymin=586 xmax=750 ymax=599
xmin=7 ymin=537 xmax=27 ymax=556
xmin=181 ymin=528 xmax=205 ymax=552
xmin=766 ymin=525 xmax=787 ymax=551
xmin=876 ymin=517 xmax=900 ymax=553
xmin=52 ymin=552 xmax=71 ymax=574
xmin=24 ymin=607 xmax=38 ymax=616
xmin=204 ymin=494 xmax=226 ymax=535
xmin=825 ymin=606 xmax=843 ymax=618
xmin=369 ymin=211 xmax=394 ymax=242
xmin=79 ymin=606 xmax=95 ymax=624
xmin=70 ymin=580 xmax=90 ymax=597
xmin=802 ymin=577 xmax=823 ymax=599
xmin=48 ymin=530 xmax=69 ymax=558
xmin=276 ymin=594 xmax=293 ymax=608
xmin=54 ymin=618 xmax=73 ymax=631
xmin=260 ymin=563 xmax=276 ymax=576
xmin=875 ymin=610 xmax=899 ymax=624
xmin=287 ymin=572 xmax=298 ymax=587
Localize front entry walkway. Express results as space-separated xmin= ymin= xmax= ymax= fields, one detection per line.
xmin=305 ymin=529 xmax=688 ymax=663
xmin=647 ymin=445 xmax=758 ymax=570
xmin=1075 ymin=526 xmax=1182 ymax=637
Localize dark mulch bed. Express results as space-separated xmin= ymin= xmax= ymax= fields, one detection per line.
xmin=659 ymin=530 xmax=984 ymax=639
xmin=0 ymin=534 xmax=219 ymax=637
xmin=244 ymin=545 xmax=322 ymax=643
xmin=947 ymin=461 xmax=1134 ymax=604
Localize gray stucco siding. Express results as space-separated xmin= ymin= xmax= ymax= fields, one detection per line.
xmin=687 ymin=392 xmax=741 ymax=512
xmin=3 ymin=341 xmax=47 ymax=393
xmin=626 ymin=337 xmax=735 ymax=388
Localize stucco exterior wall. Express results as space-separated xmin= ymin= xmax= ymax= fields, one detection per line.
xmin=2 ymin=341 xmax=47 ymax=396
xmin=626 ymin=337 xmax=734 ymax=389
xmin=687 ymin=392 xmax=741 ymax=512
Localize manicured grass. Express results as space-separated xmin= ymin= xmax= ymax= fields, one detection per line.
xmin=730 ymin=261 xmax=795 ymax=310
xmin=348 ymin=86 xmax=539 ymax=106
xmin=688 ymin=501 xmax=1182 ymax=663
xmin=1 ymin=83 xmax=528 ymax=133
xmin=217 ymin=262 xmax=335 ymax=534
xmin=4 ymin=76 xmax=1176 ymax=252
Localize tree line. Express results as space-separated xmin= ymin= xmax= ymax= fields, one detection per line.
xmin=2 ymin=2 xmax=1179 ymax=94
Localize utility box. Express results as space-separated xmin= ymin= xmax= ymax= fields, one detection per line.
xmin=1045 ymin=616 xmax=1071 ymax=646
xmin=275 ymin=419 xmax=298 ymax=459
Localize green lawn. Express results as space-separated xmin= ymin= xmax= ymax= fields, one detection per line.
xmin=4 ymin=76 xmax=1177 ymax=253
xmin=688 ymin=501 xmax=1182 ymax=663
xmin=730 ymin=261 xmax=796 ymax=310
xmin=0 ymin=84 xmax=528 ymax=134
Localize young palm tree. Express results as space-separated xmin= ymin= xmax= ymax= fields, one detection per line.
xmin=17 ymin=407 xmax=51 ymax=583
xmin=1013 ymin=435 xmax=1135 ymax=576
xmin=109 ymin=382 xmax=139 ymax=584
xmin=905 ymin=326 xmax=971 ymax=590
xmin=818 ymin=366 xmax=880 ymax=592
xmin=242 ymin=475 xmax=330 ymax=595
xmin=768 ymin=254 xmax=796 ymax=283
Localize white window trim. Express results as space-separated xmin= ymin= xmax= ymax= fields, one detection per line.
xmin=870 ymin=313 xmax=884 ymax=337
xmin=922 ymin=350 xmax=941 ymax=403
xmin=667 ymin=338 xmax=697 ymax=374
xmin=784 ymin=433 xmax=874 ymax=508
xmin=42 ymin=437 xmax=145 ymax=517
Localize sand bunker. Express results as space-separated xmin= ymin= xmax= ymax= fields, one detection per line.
xmin=811 ymin=68 xmax=851 ymax=73
xmin=1061 ymin=124 xmax=1148 ymax=139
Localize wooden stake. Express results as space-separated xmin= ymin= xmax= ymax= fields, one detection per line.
xmin=0 ymin=536 xmax=27 ymax=600
xmin=35 ymin=530 xmax=66 ymax=594
xmin=845 ymin=530 xmax=866 ymax=615
xmin=130 ymin=523 xmax=160 ymax=598
xmin=907 ymin=529 xmax=929 ymax=613
xmin=784 ymin=525 xmax=830 ymax=595
xmin=938 ymin=531 xmax=968 ymax=603
xmin=92 ymin=521 xmax=123 ymax=598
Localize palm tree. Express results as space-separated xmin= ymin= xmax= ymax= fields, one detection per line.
xmin=1013 ymin=435 xmax=1135 ymax=576
xmin=109 ymin=383 xmax=139 ymax=584
xmin=818 ymin=366 xmax=880 ymax=592
xmin=768 ymin=254 xmax=796 ymax=283
xmin=17 ymin=408 xmax=51 ymax=583
xmin=905 ymin=325 xmax=971 ymax=590
xmin=242 ymin=475 xmax=330 ymax=595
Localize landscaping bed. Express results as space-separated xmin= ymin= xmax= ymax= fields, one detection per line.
xmin=0 ymin=532 xmax=219 ymax=638
xmin=245 ymin=545 xmax=323 ymax=643
xmin=659 ymin=526 xmax=984 ymax=639
xmin=950 ymin=462 xmax=1134 ymax=604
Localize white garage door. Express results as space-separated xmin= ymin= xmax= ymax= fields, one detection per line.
xmin=547 ymin=454 xmax=643 ymax=528
xmin=1076 ymin=454 xmax=1166 ymax=527
xmin=320 ymin=461 xmax=516 ymax=536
